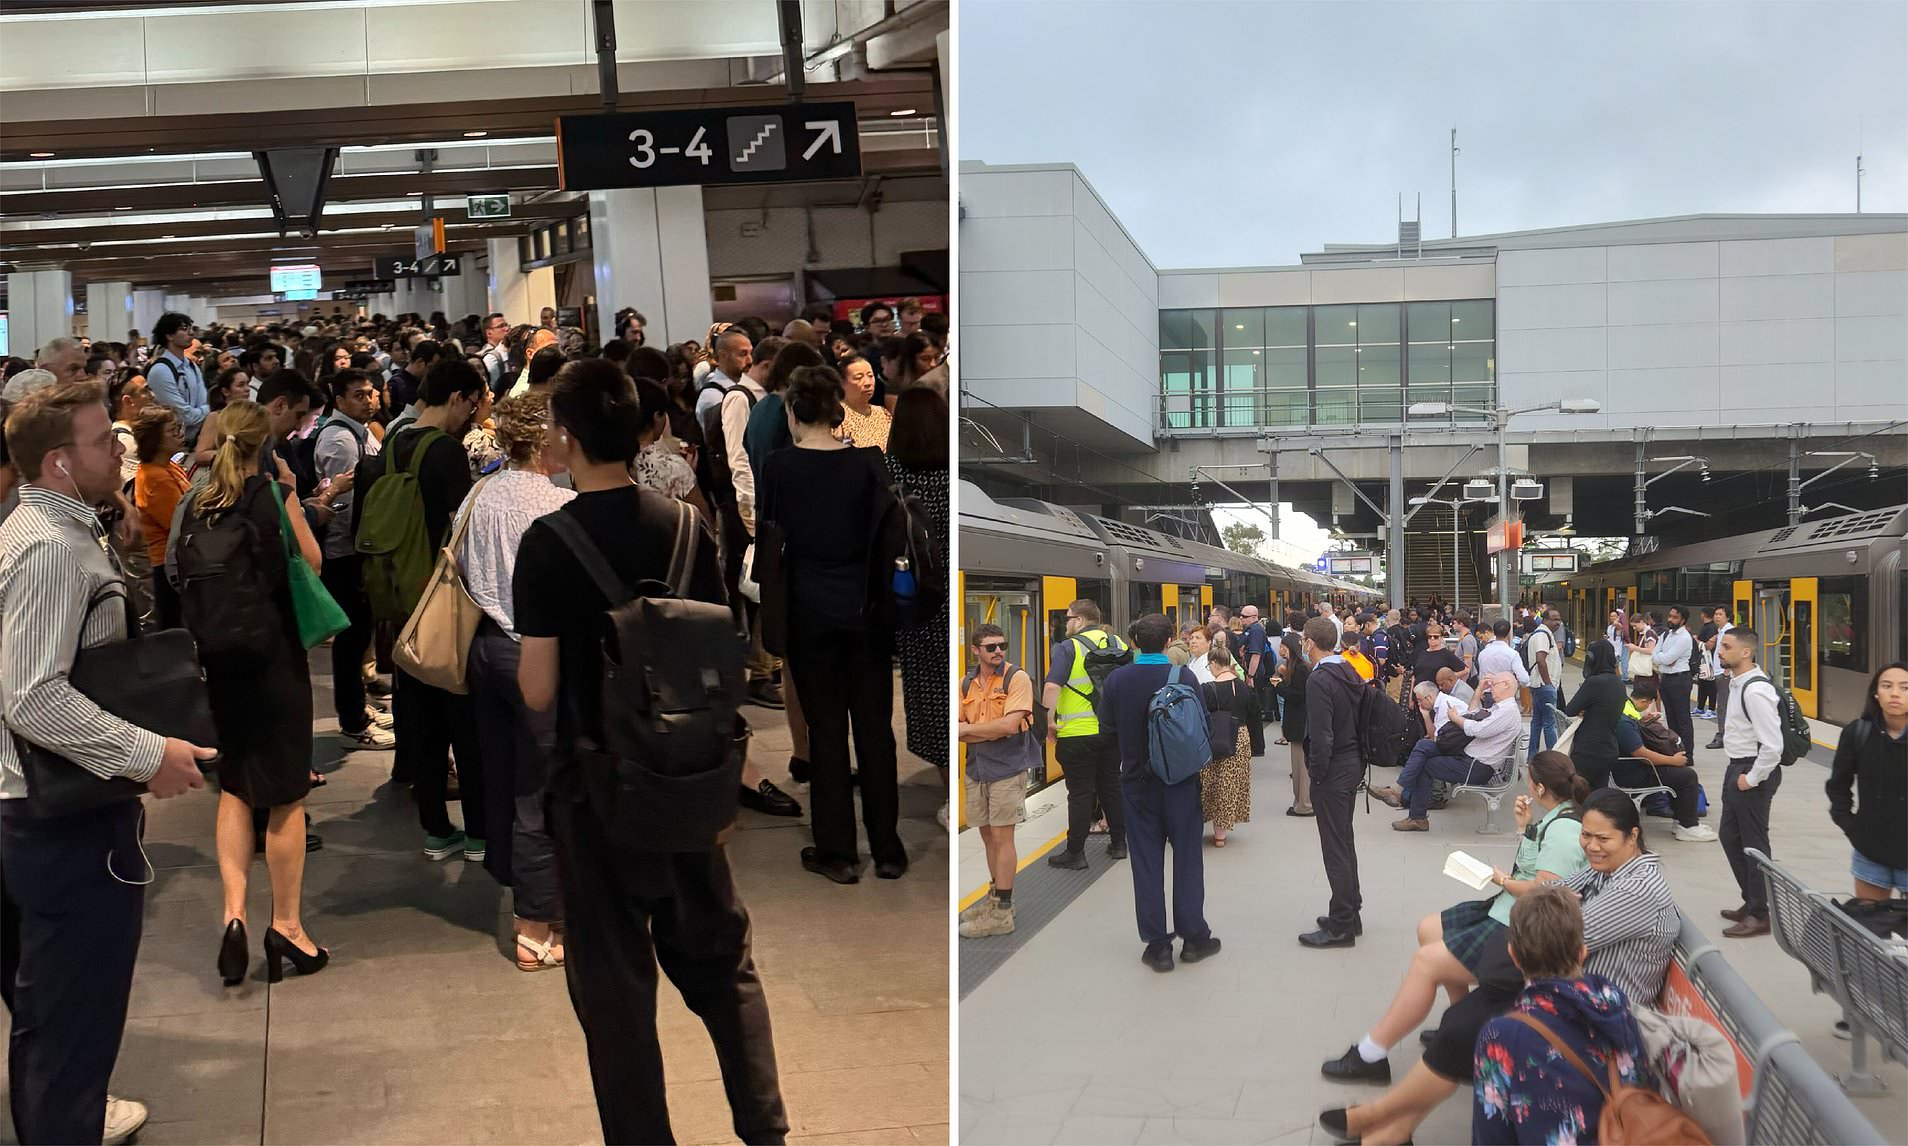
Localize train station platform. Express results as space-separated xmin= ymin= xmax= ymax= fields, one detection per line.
xmin=0 ymin=651 xmax=949 ymax=1146
xmin=957 ymin=659 xmax=1907 ymax=1145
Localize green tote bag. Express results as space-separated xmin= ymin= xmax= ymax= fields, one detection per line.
xmin=274 ymin=483 xmax=350 ymax=649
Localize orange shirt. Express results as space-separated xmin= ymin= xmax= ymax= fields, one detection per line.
xmin=960 ymin=665 xmax=1033 ymax=731
xmin=133 ymin=461 xmax=191 ymax=568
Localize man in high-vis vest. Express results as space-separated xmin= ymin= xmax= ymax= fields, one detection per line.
xmin=1042 ymin=599 xmax=1131 ymax=869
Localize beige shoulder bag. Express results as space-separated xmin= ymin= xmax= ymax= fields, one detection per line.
xmin=394 ymin=475 xmax=493 ymax=694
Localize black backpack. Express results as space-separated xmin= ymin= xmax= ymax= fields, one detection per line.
xmin=1066 ymin=629 xmax=1134 ymax=718
xmin=870 ymin=472 xmax=943 ymax=631
xmin=541 ymin=498 xmax=749 ymax=853
xmin=1744 ymin=676 xmax=1815 ymax=767
xmin=698 ymin=382 xmax=757 ymax=502
xmin=172 ymin=479 xmax=285 ymax=665
xmin=1356 ymin=683 xmax=1417 ymax=771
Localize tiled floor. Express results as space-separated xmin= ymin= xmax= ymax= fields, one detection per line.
xmin=1 ymin=652 xmax=950 ymax=1145
xmin=958 ymin=661 xmax=1908 ymax=1145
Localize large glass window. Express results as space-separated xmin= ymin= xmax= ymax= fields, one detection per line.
xmin=1157 ymin=300 xmax=1493 ymax=429
xmin=1818 ymin=575 xmax=1866 ymax=672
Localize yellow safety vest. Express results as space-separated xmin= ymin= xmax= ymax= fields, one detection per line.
xmin=1054 ymin=628 xmax=1122 ymax=738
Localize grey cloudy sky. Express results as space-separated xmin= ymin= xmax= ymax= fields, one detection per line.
xmin=959 ymin=0 xmax=1908 ymax=268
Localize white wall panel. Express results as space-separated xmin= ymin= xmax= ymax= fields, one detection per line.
xmin=1834 ymin=316 xmax=1908 ymax=362
xmin=1834 ymin=232 xmax=1908 ymax=273
xmin=1400 ymin=262 xmax=1496 ymax=301
xmin=1157 ymin=274 xmax=1219 ymax=309
xmin=960 ymin=217 xmax=1073 ymax=274
xmin=1605 ymin=241 xmax=1718 ymax=282
xmin=1498 ymin=326 xmax=1607 ymax=373
xmin=1308 ymin=267 xmax=1404 ymax=304
xmin=1608 ymin=323 xmax=1720 ymax=370
xmin=1496 ymin=369 xmax=1609 ymax=426
xmin=958 ymin=271 xmax=1075 ymax=326
xmin=1497 ymin=246 xmax=1607 ymax=287
xmin=1834 ymin=270 xmax=1908 ymax=318
xmin=1719 ymin=318 xmax=1832 ymax=366
xmin=958 ymin=324 xmax=1076 ymax=381
xmin=1498 ymin=283 xmax=1607 ymax=330
xmin=1834 ymin=359 xmax=1908 ymax=410
xmin=1607 ymin=278 xmax=1719 ymax=327
xmin=1607 ymin=366 xmax=1720 ymax=414
xmin=1719 ymin=274 xmax=1836 ymax=322
xmin=1719 ymin=363 xmax=1833 ymax=418
xmin=1215 ymin=271 xmax=1311 ymax=307
xmin=959 ymin=170 xmax=1074 ymax=218
xmin=1719 ymin=236 xmax=1835 ymax=277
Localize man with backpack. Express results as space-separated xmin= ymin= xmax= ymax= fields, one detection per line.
xmin=957 ymin=624 xmax=1039 ymax=939
xmin=355 ymin=358 xmax=485 ymax=860
xmin=1524 ymin=610 xmax=1562 ymax=761
xmin=1716 ymin=627 xmax=1789 ymax=938
xmin=1300 ymin=615 xmax=1368 ymax=949
xmin=1042 ymin=599 xmax=1132 ymax=869
xmin=311 ymin=370 xmax=394 ymax=750
xmin=145 ymin=312 xmax=210 ymax=443
xmin=1096 ymin=612 xmax=1217 ymax=972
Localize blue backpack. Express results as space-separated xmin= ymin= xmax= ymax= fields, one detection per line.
xmin=1147 ymin=666 xmax=1211 ymax=785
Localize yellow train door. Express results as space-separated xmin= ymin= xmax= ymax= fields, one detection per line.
xmin=1790 ymin=577 xmax=1818 ymax=719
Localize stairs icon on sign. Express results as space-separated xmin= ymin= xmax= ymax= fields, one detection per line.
xmin=725 ymin=115 xmax=787 ymax=172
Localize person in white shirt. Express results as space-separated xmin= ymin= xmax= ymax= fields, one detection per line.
xmin=1523 ymin=611 xmax=1561 ymax=761
xmin=1375 ymin=671 xmax=1521 ymax=829
xmin=1476 ymin=618 xmax=1531 ymax=690
xmin=1703 ymin=606 xmax=1733 ymax=751
xmin=1649 ymin=606 xmax=1698 ymax=762
xmin=1716 ymin=626 xmax=1786 ymax=937
xmin=1321 ymin=601 xmax=1344 ymax=647
xmin=1605 ymin=609 xmax=1629 ymax=684
xmin=1185 ymin=625 xmax=1216 ymax=684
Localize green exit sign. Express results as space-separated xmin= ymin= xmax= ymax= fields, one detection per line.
xmin=465 ymin=194 xmax=511 ymax=219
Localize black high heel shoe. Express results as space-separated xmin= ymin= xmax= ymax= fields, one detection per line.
xmin=263 ymin=927 xmax=330 ymax=983
xmin=218 ymin=920 xmax=248 ymax=986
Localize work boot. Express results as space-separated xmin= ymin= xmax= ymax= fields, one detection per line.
xmin=1106 ymin=835 xmax=1128 ymax=860
xmin=959 ymin=901 xmax=1014 ymax=939
xmin=1046 ymin=848 xmax=1088 ymax=870
xmin=959 ymin=895 xmax=997 ymax=923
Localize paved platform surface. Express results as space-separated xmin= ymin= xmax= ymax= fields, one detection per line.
xmin=959 ymin=661 xmax=1908 ymax=1145
xmin=1 ymin=651 xmax=949 ymax=1146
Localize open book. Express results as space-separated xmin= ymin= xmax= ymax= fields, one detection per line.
xmin=1444 ymin=850 xmax=1496 ymax=891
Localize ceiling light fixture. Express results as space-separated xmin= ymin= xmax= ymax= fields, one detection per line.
xmin=889 ymin=108 xmax=917 ymax=116
xmin=29 ymin=151 xmax=54 ymax=158
xmin=115 ymin=205 xmax=133 ymax=210
xmin=462 ymin=130 xmax=488 ymax=138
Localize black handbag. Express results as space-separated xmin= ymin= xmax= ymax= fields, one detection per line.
xmin=17 ymin=584 xmax=218 ymax=819
xmin=1435 ymin=713 xmax=1474 ymax=756
xmin=1204 ymin=679 xmax=1243 ymax=762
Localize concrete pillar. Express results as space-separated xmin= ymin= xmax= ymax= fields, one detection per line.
xmin=440 ymin=267 xmax=486 ymax=322
xmin=85 ymin=281 xmax=134 ymax=344
xmin=525 ymin=267 xmax=557 ymax=325
xmin=588 ymin=185 xmax=712 ymax=346
xmin=5 ymin=268 xmax=75 ymax=356
xmin=487 ymin=238 xmax=528 ymax=324
xmin=132 ymin=289 xmax=166 ymax=341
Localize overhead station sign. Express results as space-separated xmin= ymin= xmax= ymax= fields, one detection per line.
xmin=373 ymin=253 xmax=462 ymax=279
xmin=555 ymin=101 xmax=861 ymax=191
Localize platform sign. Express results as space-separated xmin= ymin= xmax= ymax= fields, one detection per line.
xmin=555 ymin=102 xmax=861 ymax=191
xmin=1523 ymin=550 xmax=1581 ymax=573
xmin=1329 ymin=554 xmax=1375 ymax=576
xmin=465 ymin=194 xmax=511 ymax=219
xmin=1486 ymin=519 xmax=1525 ymax=555
xmin=374 ymin=254 xmax=462 ymax=279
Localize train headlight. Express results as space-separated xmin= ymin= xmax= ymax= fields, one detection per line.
xmin=1134 ymin=557 xmax=1145 ymax=571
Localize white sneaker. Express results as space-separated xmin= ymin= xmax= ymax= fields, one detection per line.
xmin=1672 ymin=823 xmax=1718 ymax=843
xmin=348 ymin=723 xmax=396 ymax=749
xmin=936 ymin=802 xmax=950 ymax=829
xmin=364 ymin=706 xmax=395 ymax=730
xmin=103 ymin=1095 xmax=149 ymax=1146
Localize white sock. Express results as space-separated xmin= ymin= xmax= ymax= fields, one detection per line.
xmin=1357 ymin=1035 xmax=1388 ymax=1063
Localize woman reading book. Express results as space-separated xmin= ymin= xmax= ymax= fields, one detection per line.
xmin=1320 ymin=750 xmax=1591 ymax=1085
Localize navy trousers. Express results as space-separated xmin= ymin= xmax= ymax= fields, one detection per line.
xmin=1399 ymin=738 xmax=1491 ymax=820
xmin=1121 ymin=770 xmax=1209 ymax=946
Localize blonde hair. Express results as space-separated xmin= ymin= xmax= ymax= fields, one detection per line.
xmin=196 ymin=400 xmax=270 ymax=513
xmin=1208 ymin=642 xmax=1235 ymax=670
xmin=493 ymin=391 xmax=549 ymax=466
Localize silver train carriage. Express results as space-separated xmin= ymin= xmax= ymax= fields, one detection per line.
xmin=1522 ymin=504 xmax=1906 ymax=726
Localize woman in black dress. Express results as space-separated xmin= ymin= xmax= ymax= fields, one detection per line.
xmin=759 ymin=366 xmax=907 ymax=884
xmin=178 ymin=401 xmax=328 ymax=985
xmin=1278 ymin=618 xmax=1312 ymax=816
xmin=1563 ymin=639 xmax=1629 ymax=789
xmin=884 ymin=390 xmax=950 ymax=807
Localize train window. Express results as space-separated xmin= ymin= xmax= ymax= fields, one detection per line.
xmin=1130 ymin=582 xmax=1164 ymax=630
xmin=1818 ymin=575 xmax=1867 ymax=673
xmin=1792 ymin=599 xmax=1813 ymax=691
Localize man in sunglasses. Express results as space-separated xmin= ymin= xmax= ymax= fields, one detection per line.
xmin=957 ymin=624 xmax=1039 ymax=938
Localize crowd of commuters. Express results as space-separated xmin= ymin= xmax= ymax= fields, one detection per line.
xmin=0 ymin=297 xmax=949 ymax=1145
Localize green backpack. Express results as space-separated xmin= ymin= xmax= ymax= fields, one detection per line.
xmin=355 ymin=427 xmax=447 ymax=623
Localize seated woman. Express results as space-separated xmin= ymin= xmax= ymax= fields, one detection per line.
xmin=1616 ymin=677 xmax=1716 ymax=843
xmin=1372 ymin=671 xmax=1522 ymax=830
xmin=1323 ymin=751 xmax=1589 ymax=1082
xmin=1320 ymin=788 xmax=1678 ymax=1146
xmin=1471 ymin=884 xmax=1653 ymax=1145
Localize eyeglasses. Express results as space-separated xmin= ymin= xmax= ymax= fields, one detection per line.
xmin=978 ymin=642 xmax=1007 ymax=652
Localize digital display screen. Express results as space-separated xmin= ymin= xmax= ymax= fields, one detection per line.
xmin=0 ymin=313 xmax=9 ymax=357
xmin=282 ymin=289 xmax=318 ymax=301
xmin=270 ymin=264 xmax=321 ymax=293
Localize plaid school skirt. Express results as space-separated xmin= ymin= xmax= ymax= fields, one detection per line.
xmin=1440 ymin=898 xmax=1508 ymax=973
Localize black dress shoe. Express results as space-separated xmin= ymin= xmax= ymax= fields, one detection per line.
xmin=874 ymin=858 xmax=908 ymax=880
xmin=1141 ymin=940 xmax=1174 ymax=972
xmin=1106 ymin=836 xmax=1128 ymax=860
xmin=746 ymin=679 xmax=786 ymax=710
xmin=800 ymin=847 xmax=860 ymax=884
xmin=1705 ymin=738 xmax=1724 ymax=750
xmin=1180 ymin=934 xmax=1222 ymax=963
xmin=1318 ymin=914 xmax=1364 ymax=936
xmin=1046 ymin=849 xmax=1088 ymax=870
xmin=1299 ymin=927 xmax=1357 ymax=949
xmin=1420 ymin=1027 xmax=1438 ymax=1047
xmin=1318 ymin=1108 xmax=1351 ymax=1142
xmin=787 ymin=757 xmax=811 ymax=784
xmin=1321 ymin=1044 xmax=1392 ymax=1083
xmin=739 ymin=779 xmax=803 ymax=817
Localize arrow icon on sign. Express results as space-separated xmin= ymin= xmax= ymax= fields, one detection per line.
xmin=802 ymin=120 xmax=843 ymax=161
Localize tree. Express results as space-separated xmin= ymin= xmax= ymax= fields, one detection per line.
xmin=1221 ymin=521 xmax=1265 ymax=558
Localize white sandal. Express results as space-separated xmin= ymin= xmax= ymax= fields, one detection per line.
xmin=515 ymin=932 xmax=564 ymax=972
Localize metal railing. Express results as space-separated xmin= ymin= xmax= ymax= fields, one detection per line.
xmin=1672 ymin=914 xmax=1888 ymax=1144
xmin=1754 ymin=848 xmax=1908 ymax=1094
xmin=1158 ymin=385 xmax=1496 ymax=431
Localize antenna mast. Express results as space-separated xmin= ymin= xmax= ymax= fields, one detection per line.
xmin=1450 ymin=127 xmax=1459 ymax=237
xmin=1857 ymin=119 xmax=1865 ymax=213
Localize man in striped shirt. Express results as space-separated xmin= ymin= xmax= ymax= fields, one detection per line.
xmin=0 ymin=382 xmax=214 ymax=1145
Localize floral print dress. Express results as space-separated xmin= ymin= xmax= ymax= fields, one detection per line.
xmin=1473 ymin=975 xmax=1653 ymax=1145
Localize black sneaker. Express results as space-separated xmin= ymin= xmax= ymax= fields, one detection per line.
xmin=1141 ymin=940 xmax=1174 ymax=972
xmin=1419 ymin=1027 xmax=1438 ymax=1047
xmin=1317 ymin=915 xmax=1365 ymax=936
xmin=800 ymin=847 xmax=859 ymax=884
xmin=875 ymin=858 xmax=908 ymax=880
xmin=1046 ymin=849 xmax=1088 ymax=870
xmin=1320 ymin=1044 xmax=1391 ymax=1083
xmin=746 ymin=679 xmax=785 ymax=710
xmin=739 ymin=780 xmax=803 ymax=818
xmin=1299 ymin=927 xmax=1356 ymax=949
xmin=1705 ymin=738 xmax=1724 ymax=750
xmin=1106 ymin=836 xmax=1128 ymax=860
xmin=1181 ymin=934 xmax=1222 ymax=964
